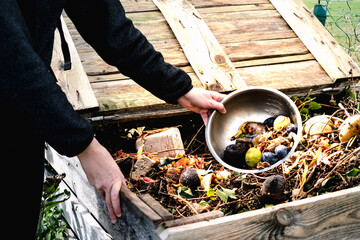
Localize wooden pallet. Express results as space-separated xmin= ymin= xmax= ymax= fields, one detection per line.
xmin=54 ymin=0 xmax=360 ymax=121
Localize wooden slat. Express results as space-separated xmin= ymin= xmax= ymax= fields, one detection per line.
xmin=91 ymin=72 xmax=203 ymax=111
xmin=270 ymin=0 xmax=360 ymax=81
xmin=158 ymin=186 xmax=360 ymax=239
xmin=65 ymin=8 xmax=293 ymax=76
xmin=121 ymin=0 xmax=271 ymax=13
xmin=51 ymin=16 xmax=98 ymax=111
xmin=45 ymin=146 xmax=162 ymax=239
xmin=90 ymin=60 xmax=331 ymax=112
xmin=153 ymin=0 xmax=247 ymax=92
xmin=49 ymin=176 xmax=112 ymax=239
xmin=88 ymin=53 xmax=315 ymax=84
xmin=238 ymin=60 xmax=332 ymax=90
xmin=139 ymin=194 xmax=174 ymax=222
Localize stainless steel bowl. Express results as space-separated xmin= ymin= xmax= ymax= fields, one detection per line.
xmin=205 ymin=86 xmax=302 ymax=173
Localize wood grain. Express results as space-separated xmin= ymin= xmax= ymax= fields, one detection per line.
xmin=45 ymin=146 xmax=162 ymax=239
xmin=270 ymin=0 xmax=360 ymax=81
xmin=159 ymin=186 xmax=360 ymax=239
xmin=51 ymin=16 xmax=98 ymax=111
xmin=90 ymin=60 xmax=331 ymax=112
xmin=153 ymin=0 xmax=247 ymax=91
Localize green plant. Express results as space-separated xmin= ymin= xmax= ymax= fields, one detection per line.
xmin=293 ymin=92 xmax=322 ymax=121
xmin=36 ymin=173 xmax=71 ymax=240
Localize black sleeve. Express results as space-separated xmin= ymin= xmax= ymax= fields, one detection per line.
xmin=64 ymin=0 xmax=193 ymax=104
xmin=0 ymin=0 xmax=93 ymax=157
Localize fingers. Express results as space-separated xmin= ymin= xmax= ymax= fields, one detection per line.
xmin=200 ymin=110 xmax=210 ymax=125
xmin=111 ymin=180 xmax=122 ymax=218
xmin=105 ymin=180 xmax=123 ymax=224
xmin=210 ymin=99 xmax=226 ymax=114
xmin=207 ymin=91 xmax=226 ymax=114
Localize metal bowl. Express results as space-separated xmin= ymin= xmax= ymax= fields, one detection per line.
xmin=205 ymin=86 xmax=302 ymax=173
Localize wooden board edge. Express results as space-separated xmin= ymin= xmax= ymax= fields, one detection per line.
xmin=158 ymin=186 xmax=360 ymax=239
xmin=45 ymin=145 xmax=161 ymax=239
xmin=51 ymin=16 xmax=99 ymax=111
xmin=45 ymin=169 xmax=112 ymax=240
xmin=152 ymin=0 xmax=247 ymax=91
xmin=139 ymin=194 xmax=175 ymax=222
xmin=269 ymin=0 xmax=360 ymax=81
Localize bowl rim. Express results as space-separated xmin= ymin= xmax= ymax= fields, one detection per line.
xmin=205 ymin=86 xmax=302 ymax=174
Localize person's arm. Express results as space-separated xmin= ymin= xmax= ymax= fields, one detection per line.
xmin=64 ymin=0 xmax=193 ymax=104
xmin=0 ymin=0 xmax=126 ymax=224
xmin=64 ymin=0 xmax=226 ymax=122
xmin=0 ymin=0 xmax=93 ymax=157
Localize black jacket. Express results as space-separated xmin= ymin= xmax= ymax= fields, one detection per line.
xmin=0 ymin=0 xmax=193 ymax=157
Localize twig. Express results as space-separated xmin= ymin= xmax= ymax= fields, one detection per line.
xmin=187 ymin=124 xmax=205 ymax=154
xmin=213 ymin=200 xmax=222 ymax=211
xmin=303 ymin=146 xmax=360 ymax=196
xmin=338 ymin=103 xmax=351 ymax=117
xmin=334 ymin=171 xmax=348 ymax=186
xmin=169 ymin=193 xmax=199 ymax=215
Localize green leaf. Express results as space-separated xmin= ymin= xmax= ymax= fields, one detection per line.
xmin=206 ymin=188 xmax=215 ymax=197
xmin=215 ymin=189 xmax=228 ymax=203
xmin=43 ymin=189 xmax=70 ymax=213
xmin=346 ymin=168 xmax=359 ymax=177
xmin=300 ymin=107 xmax=309 ymax=115
xmin=157 ymin=157 xmax=182 ymax=167
xmin=206 ymin=188 xmax=217 ymax=200
xmin=215 ymin=187 xmax=237 ymax=203
xmin=177 ymin=186 xmax=193 ymax=199
xmin=308 ymin=101 xmax=322 ymax=110
xmin=321 ymin=176 xmax=335 ymax=187
xmin=221 ymin=187 xmax=237 ymax=199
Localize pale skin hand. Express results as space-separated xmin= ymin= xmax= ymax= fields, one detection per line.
xmin=77 ymin=138 xmax=126 ymax=224
xmin=177 ymin=87 xmax=227 ymax=124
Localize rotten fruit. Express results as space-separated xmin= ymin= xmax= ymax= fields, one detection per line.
xmin=339 ymin=115 xmax=360 ymax=142
xmin=223 ymin=115 xmax=296 ymax=169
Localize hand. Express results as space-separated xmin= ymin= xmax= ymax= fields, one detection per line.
xmin=177 ymin=88 xmax=227 ymax=124
xmin=77 ymin=138 xmax=126 ymax=223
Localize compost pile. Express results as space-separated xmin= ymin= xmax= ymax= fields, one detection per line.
xmin=113 ymin=89 xmax=360 ymax=219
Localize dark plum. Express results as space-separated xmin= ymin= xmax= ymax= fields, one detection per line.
xmin=223 ymin=143 xmax=249 ymax=168
xmin=261 ymin=152 xmax=278 ymax=165
xmin=275 ymin=145 xmax=288 ymax=159
xmin=179 ymin=168 xmax=200 ymax=191
xmin=261 ymin=175 xmax=288 ymax=203
xmin=263 ymin=116 xmax=277 ymax=128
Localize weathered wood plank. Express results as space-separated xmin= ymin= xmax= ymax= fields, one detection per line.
xmin=88 ymin=54 xmax=315 ymax=83
xmin=158 ymin=186 xmax=360 ymax=239
xmin=65 ymin=9 xmax=293 ymax=76
xmin=45 ymin=145 xmax=162 ymax=239
xmin=270 ymin=0 xmax=360 ymax=81
xmin=238 ymin=60 xmax=332 ymax=89
xmin=153 ymin=0 xmax=247 ymax=91
xmin=51 ymin=16 xmax=98 ymax=111
xmin=91 ymin=72 xmax=203 ymax=111
xmin=121 ymin=0 xmax=271 ymax=13
xmin=45 ymin=174 xmax=112 ymax=240
xmin=90 ymin=60 xmax=330 ymax=112
xmin=162 ymin=211 xmax=224 ymax=228
xmin=139 ymin=194 xmax=174 ymax=222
